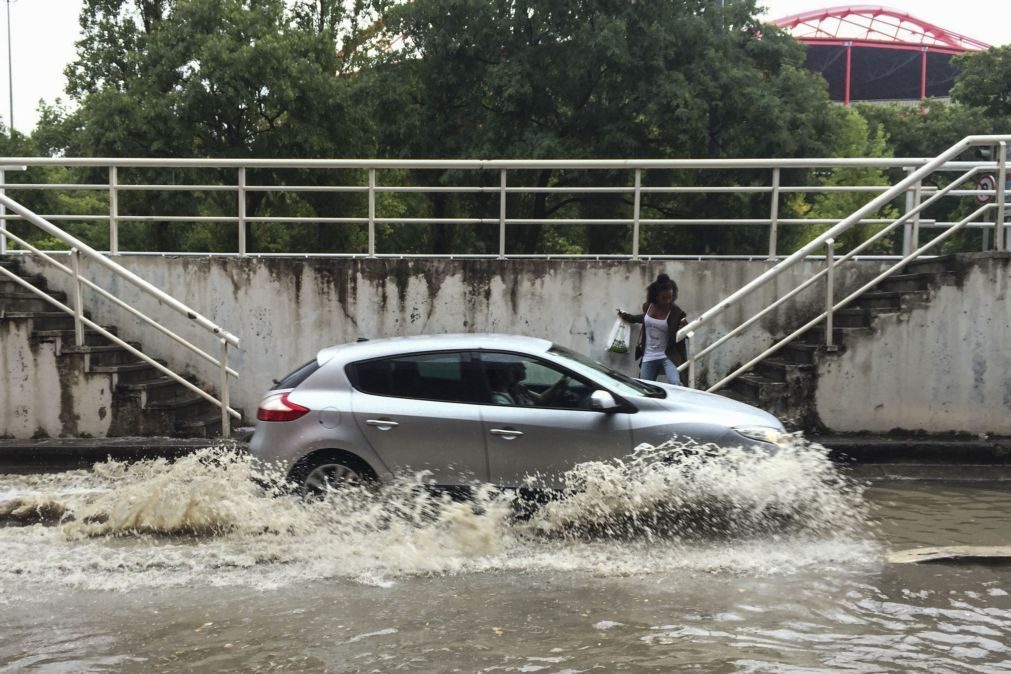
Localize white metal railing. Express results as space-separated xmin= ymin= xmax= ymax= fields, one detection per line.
xmin=677 ymin=135 xmax=1011 ymax=392
xmin=0 ymin=194 xmax=240 ymax=436
xmin=0 ymin=156 xmax=1005 ymax=259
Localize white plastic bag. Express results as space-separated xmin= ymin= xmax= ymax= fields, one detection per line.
xmin=606 ymin=318 xmax=630 ymax=354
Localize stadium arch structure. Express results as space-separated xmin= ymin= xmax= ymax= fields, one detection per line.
xmin=772 ymin=5 xmax=990 ymax=104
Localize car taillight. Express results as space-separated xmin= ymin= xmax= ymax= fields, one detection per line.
xmin=257 ymin=391 xmax=310 ymax=422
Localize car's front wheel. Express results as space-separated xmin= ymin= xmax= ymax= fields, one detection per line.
xmin=289 ymin=452 xmax=377 ymax=498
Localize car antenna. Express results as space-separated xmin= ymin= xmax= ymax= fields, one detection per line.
xmin=356 ymin=337 xmax=369 ymax=342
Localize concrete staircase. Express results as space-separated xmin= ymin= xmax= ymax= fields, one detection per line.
xmin=719 ymin=255 xmax=959 ymax=432
xmin=0 ymin=257 xmax=240 ymax=438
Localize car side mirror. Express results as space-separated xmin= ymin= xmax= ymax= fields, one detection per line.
xmin=589 ymin=390 xmax=620 ymax=412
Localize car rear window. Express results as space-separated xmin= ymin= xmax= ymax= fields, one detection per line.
xmin=271 ymin=359 xmax=321 ymax=391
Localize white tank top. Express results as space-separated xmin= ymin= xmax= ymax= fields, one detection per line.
xmin=642 ymin=304 xmax=669 ymax=362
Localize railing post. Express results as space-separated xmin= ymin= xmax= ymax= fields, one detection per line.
xmin=367 ymin=168 xmax=376 ymax=257
xmin=0 ymin=169 xmax=5 ymax=255
xmin=824 ymin=238 xmax=835 ymax=350
xmin=687 ymin=331 xmax=696 ymax=389
xmin=499 ymin=169 xmax=507 ymax=259
xmin=902 ymin=168 xmax=913 ymax=256
xmin=768 ymin=167 xmax=780 ymax=258
xmin=109 ymin=166 xmax=119 ymax=255
xmin=997 ymin=141 xmax=1007 ymax=251
xmin=632 ymin=168 xmax=641 ymax=260
xmin=911 ymin=180 xmax=922 ymax=252
xmin=70 ymin=247 xmax=85 ymax=347
xmin=237 ymin=167 xmax=247 ymax=256
xmin=220 ymin=338 xmax=231 ymax=439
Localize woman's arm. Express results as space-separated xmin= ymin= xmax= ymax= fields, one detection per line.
xmin=617 ymin=309 xmax=644 ymax=323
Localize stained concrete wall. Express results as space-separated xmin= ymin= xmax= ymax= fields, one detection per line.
xmin=816 ymin=254 xmax=1011 ymax=435
xmin=15 ymin=256 xmax=887 ymax=434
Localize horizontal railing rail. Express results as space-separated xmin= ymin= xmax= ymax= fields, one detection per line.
xmin=0 ymin=156 xmax=1003 ymax=260
xmin=0 ymin=194 xmax=240 ymax=436
xmin=675 ymin=134 xmax=1011 ymax=393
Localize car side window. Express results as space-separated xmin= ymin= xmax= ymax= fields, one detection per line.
xmin=478 ymin=352 xmax=595 ymax=410
xmin=350 ymin=352 xmax=480 ymax=404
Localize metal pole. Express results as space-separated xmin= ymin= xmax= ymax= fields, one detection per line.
xmin=70 ymin=248 xmax=84 ymax=347
xmin=997 ymin=142 xmax=1007 ymax=251
xmin=902 ymin=168 xmax=913 ymax=256
xmin=825 ymin=238 xmax=835 ymax=349
xmin=237 ymin=167 xmax=246 ymax=256
xmin=0 ymin=168 xmax=5 ymax=254
xmin=219 ymin=339 xmax=230 ymax=438
xmin=5 ymin=0 xmax=11 ymax=133
xmin=768 ymin=167 xmax=780 ymax=258
xmin=498 ymin=169 xmax=506 ymax=258
xmin=911 ymin=180 xmax=922 ymax=253
xmin=687 ymin=331 xmax=696 ymax=389
xmin=109 ymin=166 xmax=118 ymax=254
xmin=367 ymin=168 xmax=375 ymax=257
xmin=632 ymin=168 xmax=641 ymax=260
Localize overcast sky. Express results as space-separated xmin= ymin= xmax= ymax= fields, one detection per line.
xmin=0 ymin=0 xmax=1008 ymax=134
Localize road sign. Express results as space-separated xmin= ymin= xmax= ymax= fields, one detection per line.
xmin=976 ymin=174 xmax=996 ymax=204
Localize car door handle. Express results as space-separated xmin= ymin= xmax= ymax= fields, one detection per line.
xmin=366 ymin=418 xmax=399 ymax=430
xmin=489 ymin=428 xmax=524 ymax=438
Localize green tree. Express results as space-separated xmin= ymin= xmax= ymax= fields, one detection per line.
xmin=951 ymin=46 xmax=1011 ymax=117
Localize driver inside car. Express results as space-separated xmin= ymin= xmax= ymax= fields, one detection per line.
xmin=507 ymin=361 xmax=568 ymax=406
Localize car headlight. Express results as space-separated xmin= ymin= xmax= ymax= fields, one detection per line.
xmin=733 ymin=426 xmax=791 ymax=448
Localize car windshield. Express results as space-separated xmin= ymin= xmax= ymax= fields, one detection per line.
xmin=547 ymin=345 xmax=665 ymax=398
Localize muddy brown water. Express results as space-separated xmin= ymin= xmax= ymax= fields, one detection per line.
xmin=1 ymin=443 xmax=1009 ymax=673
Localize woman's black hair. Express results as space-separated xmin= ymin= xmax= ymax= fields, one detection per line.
xmin=646 ymin=273 xmax=678 ymax=304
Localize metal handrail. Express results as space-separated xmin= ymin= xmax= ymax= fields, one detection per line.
xmin=674 ymin=133 xmax=1011 ymax=392
xmin=0 ymin=263 xmax=241 ymax=421
xmin=0 ymin=155 xmax=1001 ymax=259
xmin=0 ymin=193 xmax=240 ymax=436
xmin=707 ymin=203 xmax=995 ymax=392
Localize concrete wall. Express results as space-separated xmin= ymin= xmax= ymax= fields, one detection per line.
xmin=22 ymin=256 xmax=889 ymax=426
xmin=816 ymin=254 xmax=1011 ymax=435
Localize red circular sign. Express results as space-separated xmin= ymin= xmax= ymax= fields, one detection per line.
xmin=976 ymin=174 xmax=996 ymax=204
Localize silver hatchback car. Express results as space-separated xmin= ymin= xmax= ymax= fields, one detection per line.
xmin=249 ymin=334 xmax=789 ymax=494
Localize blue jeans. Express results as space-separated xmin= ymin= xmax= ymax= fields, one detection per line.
xmin=640 ymin=358 xmax=681 ymax=385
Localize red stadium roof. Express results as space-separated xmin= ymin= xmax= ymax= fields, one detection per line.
xmin=772 ymin=5 xmax=991 ymax=55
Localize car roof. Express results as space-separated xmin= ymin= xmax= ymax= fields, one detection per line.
xmin=316 ymin=333 xmax=554 ymax=366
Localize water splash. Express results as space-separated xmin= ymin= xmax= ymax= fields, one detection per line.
xmin=0 ymin=439 xmax=876 ymax=590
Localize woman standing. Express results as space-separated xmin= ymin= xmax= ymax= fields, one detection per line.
xmin=617 ymin=273 xmax=689 ymax=385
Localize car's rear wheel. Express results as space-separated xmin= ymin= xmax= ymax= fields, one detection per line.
xmin=289 ymin=452 xmax=376 ymax=498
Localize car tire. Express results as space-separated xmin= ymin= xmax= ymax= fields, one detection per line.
xmin=289 ymin=451 xmax=377 ymax=498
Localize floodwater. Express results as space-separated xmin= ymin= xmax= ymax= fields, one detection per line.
xmin=1 ymin=442 xmax=1010 ymax=673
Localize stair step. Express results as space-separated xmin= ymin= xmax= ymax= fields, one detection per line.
xmin=90 ymin=360 xmax=165 ymax=384
xmin=176 ymin=411 xmax=242 ymax=438
xmin=1 ymin=311 xmax=86 ymax=331
xmin=855 ymin=290 xmax=928 ymax=311
xmin=147 ymin=395 xmax=219 ymax=421
xmin=904 ymin=255 xmax=954 ymax=275
xmin=780 ymin=341 xmax=819 ymax=365
xmin=729 ymin=372 xmax=786 ymax=400
xmin=831 ymin=307 xmax=870 ymax=328
xmin=0 ymin=290 xmax=68 ymax=313
xmin=875 ymin=272 xmax=942 ymax=294
xmin=755 ymin=358 xmax=814 ymax=383
xmin=801 ymin=326 xmax=873 ymax=344
xmin=32 ymin=327 xmax=118 ymax=347
xmin=0 ymin=275 xmax=47 ymax=293
xmin=64 ymin=343 xmax=143 ymax=367
xmin=119 ymin=376 xmax=194 ymax=404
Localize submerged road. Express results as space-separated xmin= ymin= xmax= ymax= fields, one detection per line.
xmin=1 ymin=444 xmax=1010 ymax=672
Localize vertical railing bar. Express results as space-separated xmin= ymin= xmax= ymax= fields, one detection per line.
xmin=902 ymin=167 xmax=913 ymax=257
xmin=70 ymin=247 xmax=84 ymax=347
xmin=632 ymin=168 xmax=642 ymax=260
xmin=499 ymin=169 xmax=507 ymax=259
xmin=220 ymin=339 xmax=231 ymax=439
xmin=109 ymin=166 xmax=119 ymax=255
xmin=368 ymin=168 xmax=376 ymax=257
xmin=0 ymin=169 xmax=5 ymax=255
xmin=824 ymin=238 xmax=835 ymax=349
xmin=911 ymin=180 xmax=922 ymax=253
xmin=687 ymin=331 xmax=696 ymax=389
xmin=237 ymin=167 xmax=247 ymax=256
xmin=768 ymin=167 xmax=780 ymax=258
xmin=997 ymin=142 xmax=1007 ymax=251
